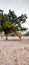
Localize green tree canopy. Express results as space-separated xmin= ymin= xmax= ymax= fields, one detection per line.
xmin=2 ymin=21 xmax=18 ymax=40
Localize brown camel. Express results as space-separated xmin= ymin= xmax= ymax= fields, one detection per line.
xmin=16 ymin=32 xmax=22 ymax=40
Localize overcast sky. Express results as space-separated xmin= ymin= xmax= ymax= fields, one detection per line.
xmin=0 ymin=0 xmax=29 ymax=30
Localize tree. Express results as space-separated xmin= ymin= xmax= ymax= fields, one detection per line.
xmin=24 ymin=31 xmax=29 ymax=36
xmin=0 ymin=25 xmax=2 ymax=32
xmin=17 ymin=14 xmax=27 ymax=31
xmin=0 ymin=9 xmax=27 ymax=40
xmin=3 ymin=14 xmax=8 ymax=21
xmin=8 ymin=10 xmax=27 ymax=31
xmin=20 ymin=27 xmax=27 ymax=31
xmin=2 ymin=21 xmax=18 ymax=40
xmin=0 ymin=10 xmax=3 ymax=32
xmin=8 ymin=10 xmax=17 ymax=24
xmin=18 ymin=14 xmax=27 ymax=24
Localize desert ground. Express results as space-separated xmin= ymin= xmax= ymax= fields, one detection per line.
xmin=0 ymin=36 xmax=29 ymax=65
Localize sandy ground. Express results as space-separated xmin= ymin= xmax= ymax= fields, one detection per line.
xmin=0 ymin=38 xmax=29 ymax=65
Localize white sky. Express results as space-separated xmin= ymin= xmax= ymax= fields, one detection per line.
xmin=0 ymin=0 xmax=29 ymax=30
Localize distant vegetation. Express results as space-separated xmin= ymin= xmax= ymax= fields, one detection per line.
xmin=24 ymin=31 xmax=29 ymax=36
xmin=0 ymin=9 xmax=27 ymax=40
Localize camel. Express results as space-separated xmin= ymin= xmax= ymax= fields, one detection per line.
xmin=16 ymin=32 xmax=22 ymax=40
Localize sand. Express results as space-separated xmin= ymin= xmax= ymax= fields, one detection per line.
xmin=0 ymin=39 xmax=29 ymax=65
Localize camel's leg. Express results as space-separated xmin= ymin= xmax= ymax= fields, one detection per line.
xmin=19 ymin=36 xmax=22 ymax=40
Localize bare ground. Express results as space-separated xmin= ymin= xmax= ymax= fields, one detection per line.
xmin=0 ymin=39 xmax=29 ymax=65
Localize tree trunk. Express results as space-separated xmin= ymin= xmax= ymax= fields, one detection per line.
xmin=5 ymin=34 xmax=8 ymax=40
